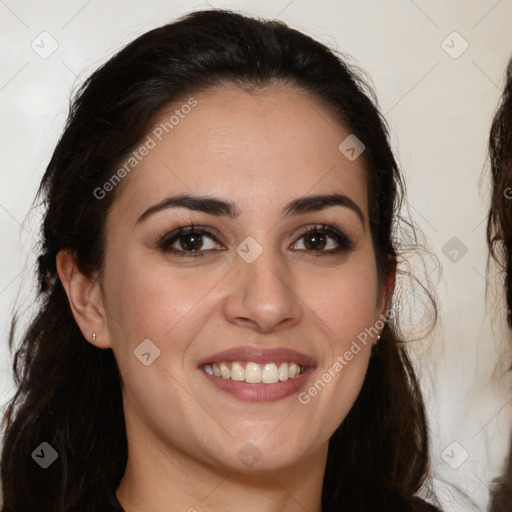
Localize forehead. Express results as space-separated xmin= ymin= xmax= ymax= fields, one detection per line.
xmin=111 ymin=84 xmax=368 ymax=222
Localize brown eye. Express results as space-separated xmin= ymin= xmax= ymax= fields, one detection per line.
xmin=178 ymin=233 xmax=204 ymax=251
xmin=292 ymin=224 xmax=355 ymax=255
xmin=303 ymin=231 xmax=327 ymax=251
xmin=158 ymin=225 xmax=224 ymax=257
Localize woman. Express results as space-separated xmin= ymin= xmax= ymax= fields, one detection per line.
xmin=487 ymin=57 xmax=512 ymax=512
xmin=0 ymin=9 xmax=440 ymax=512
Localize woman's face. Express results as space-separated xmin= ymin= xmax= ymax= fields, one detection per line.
xmin=93 ymin=84 xmax=392 ymax=472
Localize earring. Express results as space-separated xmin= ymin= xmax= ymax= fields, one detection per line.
xmin=92 ymin=332 xmax=96 ymax=342
xmin=378 ymin=335 xmax=381 ymax=340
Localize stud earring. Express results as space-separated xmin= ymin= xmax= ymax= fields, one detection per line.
xmin=378 ymin=335 xmax=381 ymax=340
xmin=92 ymin=332 xmax=96 ymax=342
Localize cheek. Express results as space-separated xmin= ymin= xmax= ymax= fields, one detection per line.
xmin=304 ymin=257 xmax=380 ymax=344
xmin=102 ymin=255 xmax=222 ymax=369
xmin=292 ymin=255 xmax=380 ymax=415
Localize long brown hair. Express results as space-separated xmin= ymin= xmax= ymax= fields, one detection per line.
xmin=487 ymin=56 xmax=512 ymax=512
xmin=1 ymin=9 xmax=440 ymax=511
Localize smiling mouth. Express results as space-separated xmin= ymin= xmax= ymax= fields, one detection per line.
xmin=201 ymin=361 xmax=307 ymax=384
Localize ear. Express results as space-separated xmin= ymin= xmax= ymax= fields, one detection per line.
xmin=375 ymin=256 xmax=396 ymax=340
xmin=56 ymin=249 xmax=111 ymax=349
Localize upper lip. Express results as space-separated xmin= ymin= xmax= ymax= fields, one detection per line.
xmin=197 ymin=347 xmax=317 ymax=368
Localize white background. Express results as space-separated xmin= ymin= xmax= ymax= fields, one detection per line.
xmin=1 ymin=1 xmax=512 ymax=510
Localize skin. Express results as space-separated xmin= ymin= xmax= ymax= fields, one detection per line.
xmin=57 ymin=84 xmax=394 ymax=512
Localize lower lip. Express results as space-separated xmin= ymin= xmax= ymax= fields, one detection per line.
xmin=200 ymin=368 xmax=313 ymax=402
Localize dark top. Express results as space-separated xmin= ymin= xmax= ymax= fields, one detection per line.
xmin=106 ymin=493 xmax=441 ymax=511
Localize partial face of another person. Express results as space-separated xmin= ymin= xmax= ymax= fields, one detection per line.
xmin=84 ymin=84 xmax=392 ymax=472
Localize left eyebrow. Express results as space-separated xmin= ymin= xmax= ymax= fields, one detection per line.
xmin=282 ymin=193 xmax=365 ymax=225
xmin=136 ymin=192 xmax=365 ymax=225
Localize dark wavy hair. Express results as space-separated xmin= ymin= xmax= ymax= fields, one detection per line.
xmin=487 ymin=56 xmax=512 ymax=512
xmin=1 ymin=9 xmax=440 ymax=512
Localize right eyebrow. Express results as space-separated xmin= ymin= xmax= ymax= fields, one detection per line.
xmin=136 ymin=194 xmax=241 ymax=224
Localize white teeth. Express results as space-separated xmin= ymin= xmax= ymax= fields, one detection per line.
xmin=289 ymin=363 xmax=300 ymax=378
xmin=231 ymin=362 xmax=244 ymax=381
xmin=261 ymin=363 xmax=279 ymax=384
xmin=219 ymin=362 xmax=230 ymax=379
xmin=278 ymin=362 xmax=289 ymax=381
xmin=245 ymin=362 xmax=262 ymax=383
xmin=203 ymin=361 xmax=305 ymax=384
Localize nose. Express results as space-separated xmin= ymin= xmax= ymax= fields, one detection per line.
xmin=222 ymin=246 xmax=303 ymax=334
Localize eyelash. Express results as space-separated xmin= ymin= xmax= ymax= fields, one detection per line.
xmin=157 ymin=222 xmax=355 ymax=258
